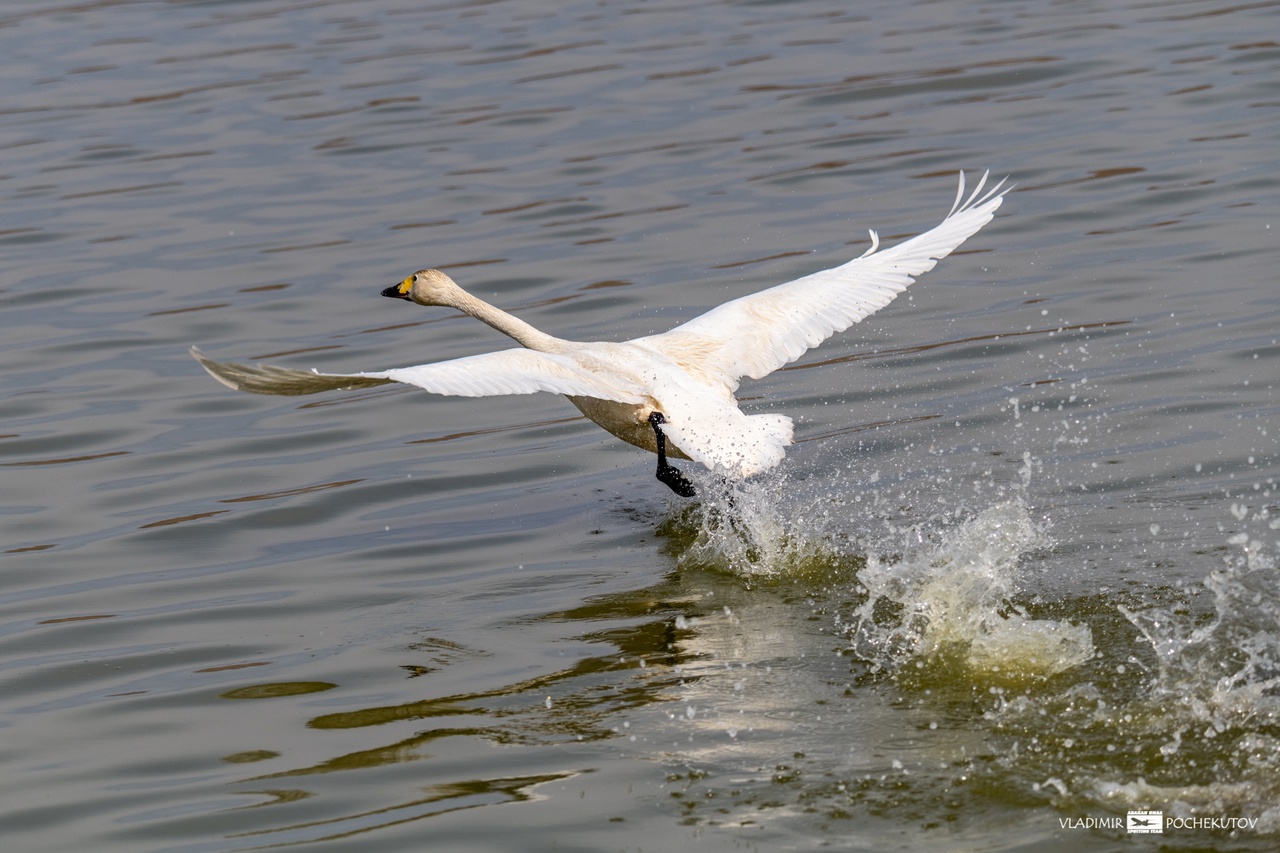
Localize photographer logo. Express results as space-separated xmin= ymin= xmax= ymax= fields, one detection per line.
xmin=1126 ymin=811 xmax=1163 ymax=834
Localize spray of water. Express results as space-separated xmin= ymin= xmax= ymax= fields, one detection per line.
xmin=660 ymin=461 xmax=1094 ymax=688
xmin=657 ymin=472 xmax=855 ymax=580
xmin=643 ymin=340 xmax=1280 ymax=836
xmin=1122 ymin=512 xmax=1280 ymax=716
xmin=970 ymin=507 xmax=1280 ymax=833
xmin=1077 ymin=511 xmax=1280 ymax=828
xmin=848 ymin=499 xmax=1094 ymax=689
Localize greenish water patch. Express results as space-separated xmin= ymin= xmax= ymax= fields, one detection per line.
xmin=220 ymin=682 xmax=337 ymax=700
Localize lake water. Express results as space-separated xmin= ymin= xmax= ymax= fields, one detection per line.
xmin=3 ymin=0 xmax=1278 ymax=850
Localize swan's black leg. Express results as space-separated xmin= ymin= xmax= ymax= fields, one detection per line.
xmin=648 ymin=412 xmax=696 ymax=498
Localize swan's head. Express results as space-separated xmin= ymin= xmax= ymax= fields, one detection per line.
xmin=381 ymin=269 xmax=463 ymax=307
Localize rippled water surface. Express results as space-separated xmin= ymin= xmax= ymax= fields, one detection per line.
xmin=3 ymin=0 xmax=1279 ymax=850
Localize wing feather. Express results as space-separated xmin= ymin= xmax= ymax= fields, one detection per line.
xmin=640 ymin=171 xmax=1009 ymax=388
xmin=190 ymin=346 xmax=646 ymax=403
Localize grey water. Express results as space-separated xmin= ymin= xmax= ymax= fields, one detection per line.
xmin=2 ymin=0 xmax=1278 ymax=850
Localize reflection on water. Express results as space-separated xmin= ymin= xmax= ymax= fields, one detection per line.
xmin=630 ymin=489 xmax=1279 ymax=845
xmin=188 ymin=478 xmax=1280 ymax=847
xmin=222 ymin=770 xmax=579 ymax=849
xmin=200 ymin=578 xmax=699 ymax=847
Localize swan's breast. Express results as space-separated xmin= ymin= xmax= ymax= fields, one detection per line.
xmin=565 ymin=394 xmax=692 ymax=460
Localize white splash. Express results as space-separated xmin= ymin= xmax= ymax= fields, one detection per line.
xmin=848 ymin=499 xmax=1094 ymax=685
xmin=665 ymin=473 xmax=846 ymax=577
xmin=1007 ymin=508 xmax=1280 ymax=831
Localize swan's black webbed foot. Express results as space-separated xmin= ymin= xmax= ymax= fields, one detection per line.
xmin=648 ymin=411 xmax=696 ymax=498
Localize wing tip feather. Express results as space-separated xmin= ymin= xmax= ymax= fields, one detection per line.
xmin=949 ymin=169 xmax=1013 ymax=220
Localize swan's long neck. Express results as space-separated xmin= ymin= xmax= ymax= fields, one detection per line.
xmin=447 ymin=287 xmax=569 ymax=353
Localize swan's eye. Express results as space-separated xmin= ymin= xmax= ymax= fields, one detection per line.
xmin=398 ymin=276 xmax=414 ymax=295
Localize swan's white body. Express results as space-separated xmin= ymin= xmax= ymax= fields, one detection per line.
xmin=194 ymin=172 xmax=1008 ymax=479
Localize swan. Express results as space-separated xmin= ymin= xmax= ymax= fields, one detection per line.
xmin=192 ymin=171 xmax=1009 ymax=496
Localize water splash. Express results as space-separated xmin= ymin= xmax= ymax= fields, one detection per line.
xmin=847 ymin=499 xmax=1094 ymax=688
xmin=1087 ymin=512 xmax=1280 ymax=827
xmin=659 ymin=463 xmax=1094 ymax=686
xmin=648 ymin=452 xmax=1280 ymax=838
xmin=1122 ymin=516 xmax=1280 ymax=713
xmin=990 ymin=507 xmax=1280 ymax=833
xmin=657 ymin=472 xmax=856 ymax=579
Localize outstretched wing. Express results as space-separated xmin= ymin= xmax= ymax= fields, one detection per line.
xmin=639 ymin=171 xmax=1009 ymax=389
xmin=190 ymin=346 xmax=646 ymax=403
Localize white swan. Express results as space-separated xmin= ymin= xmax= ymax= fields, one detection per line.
xmin=193 ymin=171 xmax=1009 ymax=496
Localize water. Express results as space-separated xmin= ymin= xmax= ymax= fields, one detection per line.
xmin=2 ymin=0 xmax=1278 ymax=850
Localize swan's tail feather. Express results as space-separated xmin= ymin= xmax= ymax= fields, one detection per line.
xmin=663 ymin=407 xmax=793 ymax=478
